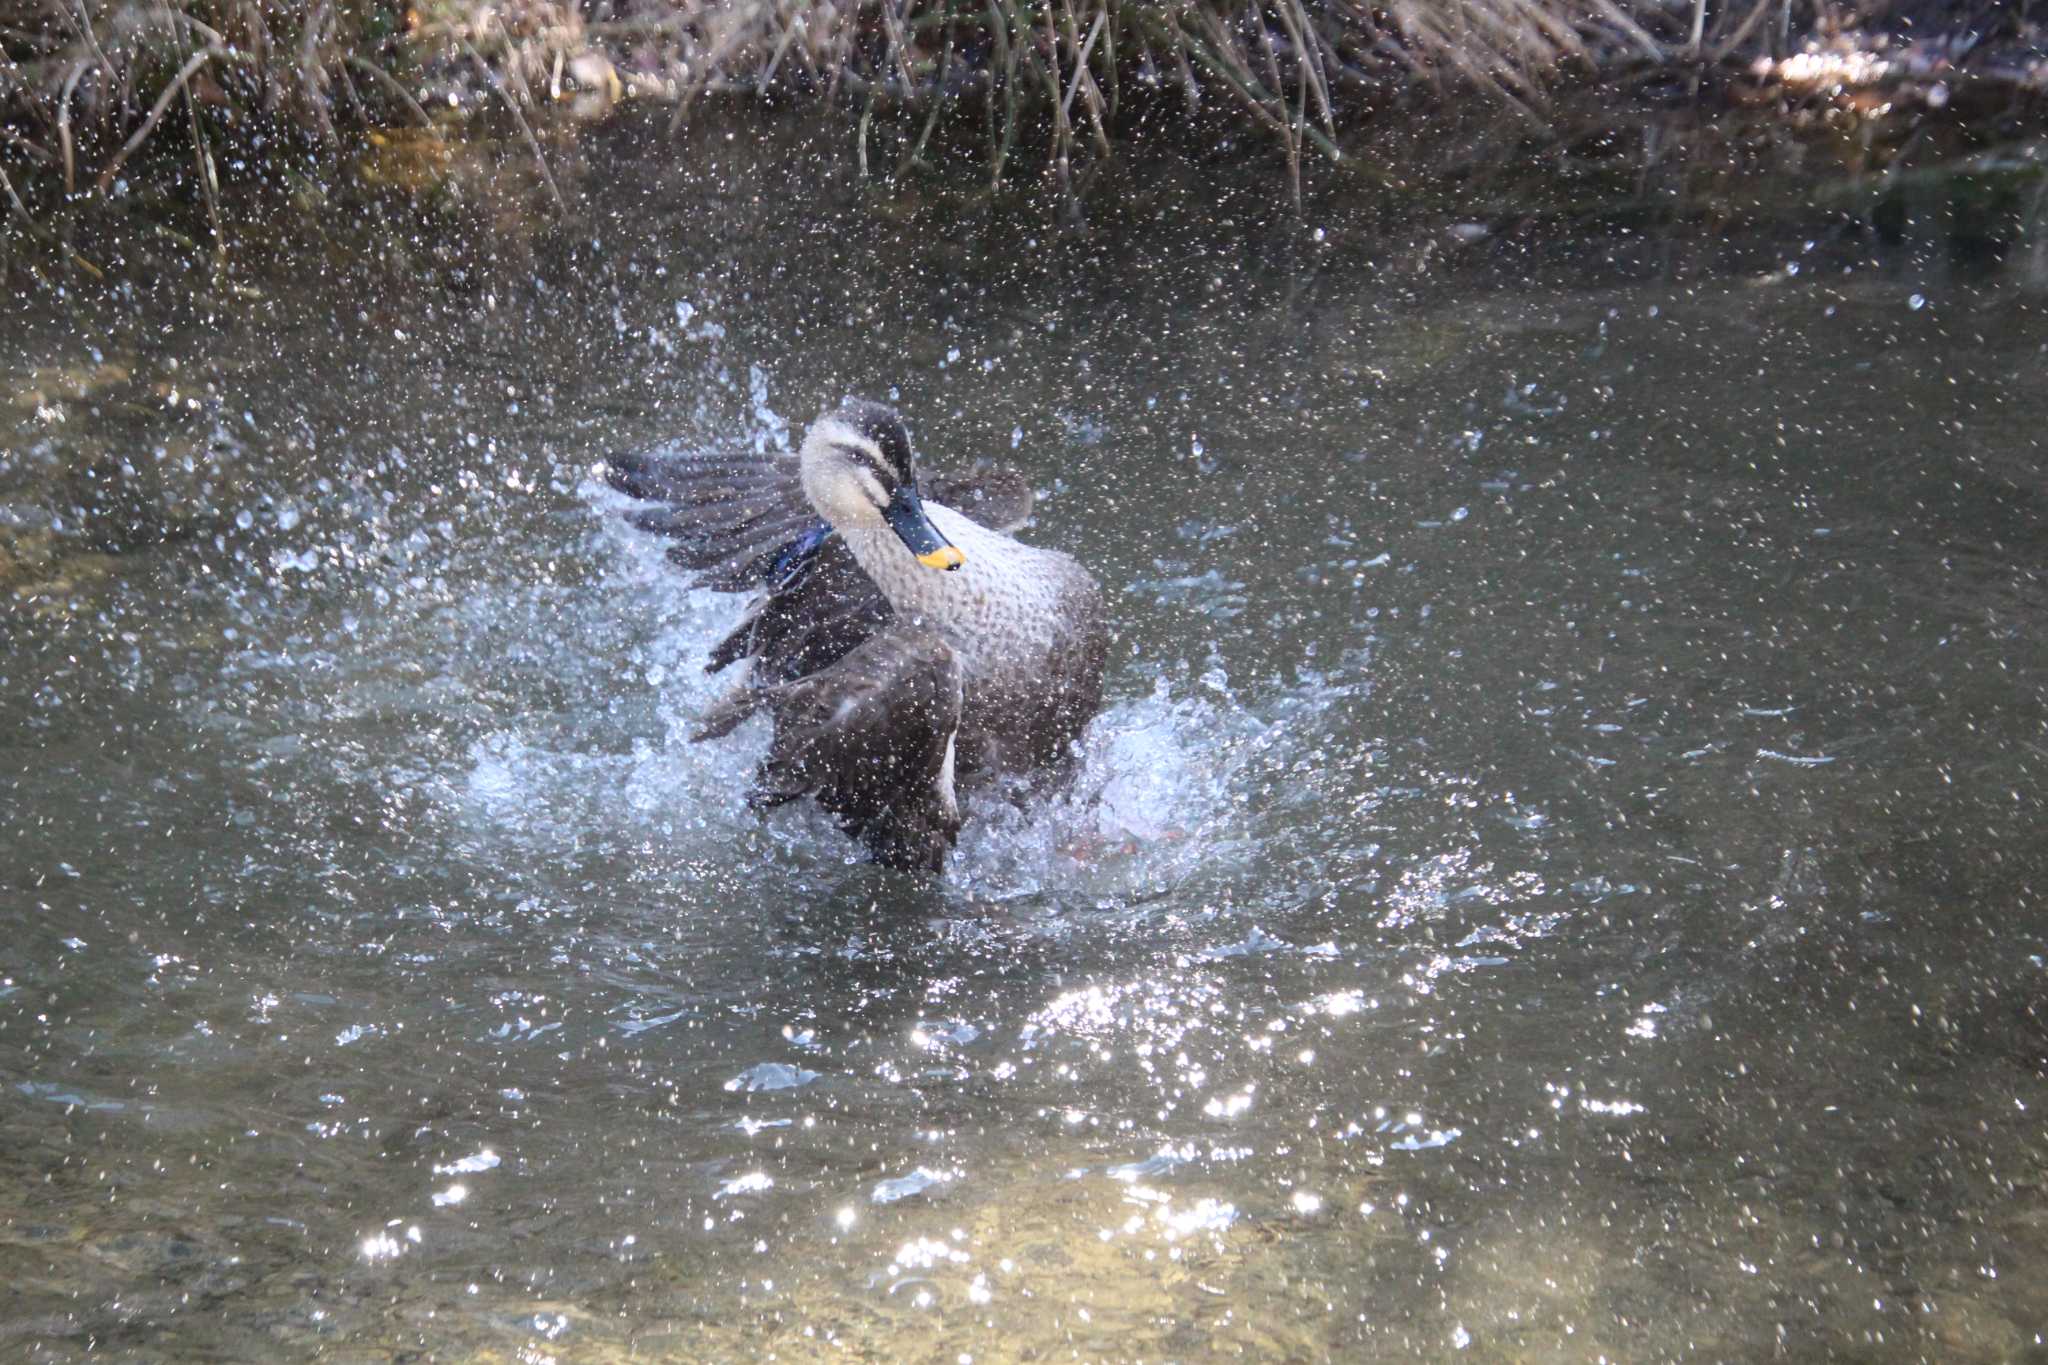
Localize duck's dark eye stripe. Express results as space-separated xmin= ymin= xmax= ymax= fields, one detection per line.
xmin=872 ymin=423 xmax=913 ymax=482
xmin=836 ymin=440 xmax=898 ymax=489
xmin=850 ymin=406 xmax=915 ymax=482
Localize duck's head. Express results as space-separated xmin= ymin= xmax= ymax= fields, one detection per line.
xmin=798 ymin=400 xmax=964 ymax=571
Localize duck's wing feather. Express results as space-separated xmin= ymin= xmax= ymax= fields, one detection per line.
xmin=605 ymin=443 xmax=1033 ymax=591
xmin=927 ymin=462 xmax=1034 ymax=534
xmin=743 ymin=627 xmax=965 ymax=872
xmin=606 ymin=443 xmax=1033 ymax=683
xmin=705 ymin=531 xmax=892 ymax=684
xmin=604 ymin=444 xmax=818 ymax=592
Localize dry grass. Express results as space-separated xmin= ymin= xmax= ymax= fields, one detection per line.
xmin=0 ymin=0 xmax=2015 ymax=236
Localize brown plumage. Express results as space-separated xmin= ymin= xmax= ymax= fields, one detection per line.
xmin=606 ymin=401 xmax=1108 ymax=873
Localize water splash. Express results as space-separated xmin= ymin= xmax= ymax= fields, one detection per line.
xmin=947 ymin=673 xmax=1274 ymax=901
xmin=416 ymin=472 xmax=1353 ymax=899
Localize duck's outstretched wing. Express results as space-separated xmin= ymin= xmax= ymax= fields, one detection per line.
xmin=605 ymin=444 xmax=1033 ymax=588
xmin=604 ymin=444 xmax=817 ymax=592
xmin=703 ymin=627 xmax=964 ymax=872
xmin=604 ymin=442 xmax=1033 ymax=684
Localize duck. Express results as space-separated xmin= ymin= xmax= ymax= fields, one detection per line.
xmin=605 ymin=399 xmax=1109 ymax=872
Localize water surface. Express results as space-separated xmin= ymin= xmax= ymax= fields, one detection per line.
xmin=4 ymin=122 xmax=2047 ymax=1361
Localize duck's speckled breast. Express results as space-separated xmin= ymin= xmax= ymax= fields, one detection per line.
xmin=857 ymin=503 xmax=1098 ymax=683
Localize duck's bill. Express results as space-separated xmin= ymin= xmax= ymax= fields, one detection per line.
xmin=883 ymin=488 xmax=965 ymax=571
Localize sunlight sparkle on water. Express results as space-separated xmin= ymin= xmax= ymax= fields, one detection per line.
xmin=1627 ymin=1003 xmax=1667 ymax=1039
xmin=1204 ymin=1086 xmax=1255 ymax=1119
xmin=1159 ymin=1198 xmax=1238 ymax=1240
xmin=872 ymin=1167 xmax=961 ymax=1204
xmin=360 ymin=1223 xmax=421 ymax=1263
xmin=890 ymin=1236 xmax=971 ymax=1273
xmin=432 ymin=1148 xmax=500 ymax=1175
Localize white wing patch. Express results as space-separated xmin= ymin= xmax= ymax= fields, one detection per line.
xmin=935 ymin=731 xmax=960 ymax=822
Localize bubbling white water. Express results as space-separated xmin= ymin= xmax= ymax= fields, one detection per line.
xmin=438 ymin=478 xmax=1307 ymax=899
xmin=946 ymin=675 xmax=1272 ymax=901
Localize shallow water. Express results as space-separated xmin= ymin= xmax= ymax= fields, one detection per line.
xmin=4 ymin=122 xmax=2048 ymax=1361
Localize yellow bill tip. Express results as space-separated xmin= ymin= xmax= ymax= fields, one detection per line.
xmin=917 ymin=545 xmax=966 ymax=571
